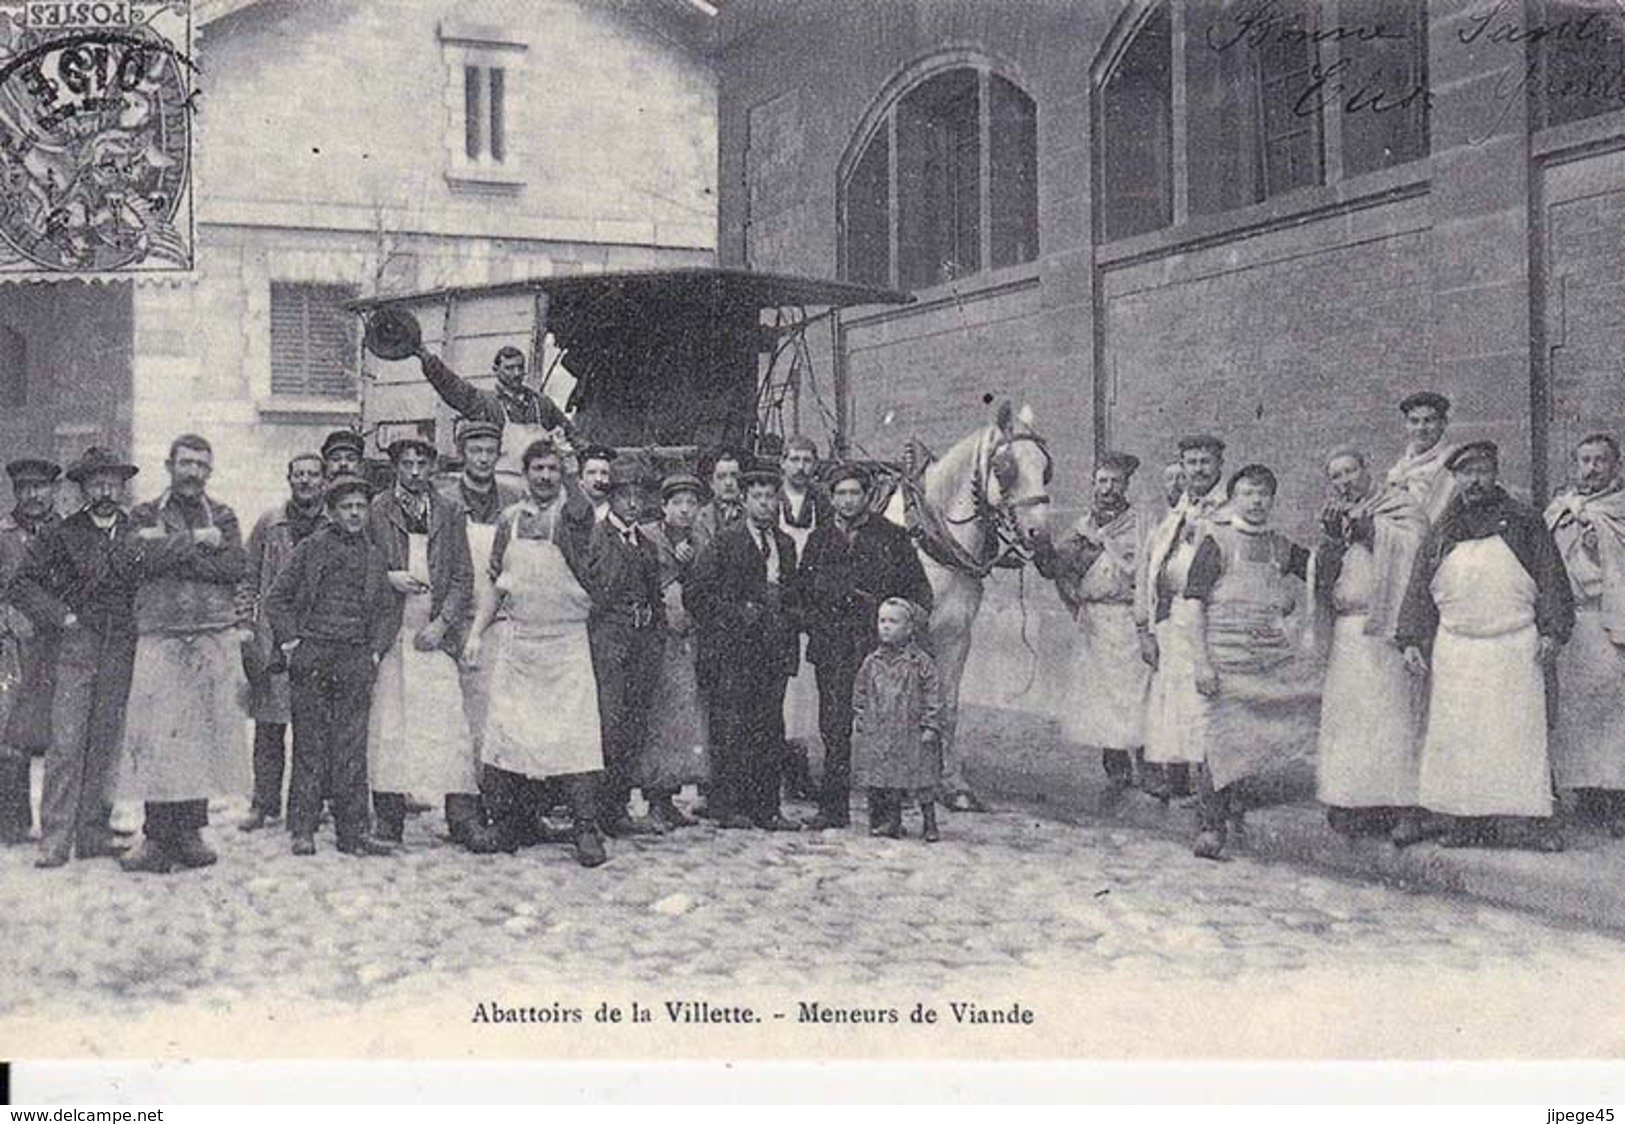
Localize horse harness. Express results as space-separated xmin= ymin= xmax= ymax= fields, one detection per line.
xmin=900 ymin=426 xmax=1054 ymax=580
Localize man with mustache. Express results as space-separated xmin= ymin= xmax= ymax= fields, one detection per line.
xmin=1545 ymin=434 xmax=1625 ymax=837
xmin=238 ymin=452 xmax=328 ymax=834
xmin=1312 ymin=447 xmax=1429 ymax=845
xmin=0 ymin=457 xmax=62 ymax=844
xmin=320 ymin=430 xmax=366 ymax=481
xmin=116 ymin=434 xmax=250 ymax=875
xmin=10 ymin=447 xmax=142 ymax=867
xmin=1398 ymin=441 xmax=1574 ymax=851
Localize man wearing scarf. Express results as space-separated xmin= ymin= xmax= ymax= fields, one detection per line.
xmin=0 ymin=458 xmax=62 ymax=844
xmin=117 ymin=434 xmax=250 ymax=874
xmin=1037 ymin=452 xmax=1150 ymax=791
xmin=1137 ymin=434 xmax=1228 ymax=800
xmin=1384 ymin=391 xmax=1459 ymax=525
xmin=1398 ymin=441 xmax=1573 ymax=851
xmin=1312 ymin=448 xmax=1429 ymax=844
xmin=1545 ymin=434 xmax=1625 ymax=836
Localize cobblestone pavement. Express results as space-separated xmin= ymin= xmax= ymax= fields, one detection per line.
xmin=5 ymin=777 xmax=1625 ymax=1058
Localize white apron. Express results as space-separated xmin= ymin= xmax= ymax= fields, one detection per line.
xmin=494 ymin=422 xmax=554 ymax=479
xmin=1551 ymin=606 xmax=1625 ymax=789
xmin=1418 ymin=536 xmax=1552 ymax=817
xmin=482 ymin=533 xmax=604 ymax=778
xmin=779 ymin=508 xmax=820 ymax=746
xmin=1317 ymin=546 xmax=1425 ymax=808
xmin=1063 ymin=600 xmax=1149 ymax=750
xmin=367 ymin=533 xmax=478 ymax=796
xmin=460 ymin=520 xmax=501 ymax=755
xmin=1144 ymin=531 xmax=1206 ymax=766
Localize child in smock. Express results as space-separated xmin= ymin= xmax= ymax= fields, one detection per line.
xmin=851 ymin=598 xmax=945 ymax=842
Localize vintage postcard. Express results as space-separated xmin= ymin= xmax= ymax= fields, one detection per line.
xmin=1 ymin=0 xmax=1625 ymax=1078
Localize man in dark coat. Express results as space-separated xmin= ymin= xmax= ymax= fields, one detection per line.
xmin=583 ymin=459 xmax=666 ymax=835
xmin=418 ymin=343 xmax=575 ymax=439
xmin=0 ymin=457 xmax=62 ymax=844
xmin=9 ymin=448 xmax=142 ymax=867
xmin=799 ymin=462 xmax=932 ymax=829
xmin=321 ymin=430 xmax=366 ymax=480
xmin=688 ymin=462 xmax=804 ymax=831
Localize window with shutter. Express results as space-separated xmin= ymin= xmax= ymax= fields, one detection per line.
xmin=269 ymin=283 xmax=359 ymax=398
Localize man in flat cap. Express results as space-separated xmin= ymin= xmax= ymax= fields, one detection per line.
xmin=364 ymin=435 xmax=479 ymax=849
xmin=321 ymin=430 xmax=366 ymax=481
xmin=1137 ymin=434 xmax=1228 ymax=800
xmin=10 ymin=447 xmax=141 ymax=866
xmin=1544 ymin=433 xmax=1625 ymax=836
xmin=266 ymin=473 xmax=398 ymax=857
xmin=638 ymin=472 xmax=711 ymax=831
xmin=577 ymin=445 xmax=617 ymax=524
xmin=237 ymin=452 xmax=328 ymax=834
xmin=689 ymin=460 xmax=805 ymax=831
xmin=1385 ymin=392 xmax=1458 ymax=525
xmin=581 ymin=459 xmax=666 ymax=836
xmin=1036 ymin=451 xmax=1152 ymax=793
xmin=799 ymin=461 xmax=933 ymax=829
xmin=0 ymin=457 xmax=61 ymax=844
xmin=1397 ymin=440 xmax=1573 ymax=851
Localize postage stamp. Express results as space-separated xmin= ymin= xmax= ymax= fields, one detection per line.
xmin=0 ymin=0 xmax=194 ymax=279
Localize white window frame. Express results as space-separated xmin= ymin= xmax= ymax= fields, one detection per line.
xmin=440 ymin=21 xmax=528 ymax=188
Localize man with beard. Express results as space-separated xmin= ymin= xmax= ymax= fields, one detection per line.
xmin=11 ymin=447 xmax=141 ymax=867
xmin=117 ymin=435 xmax=250 ymax=874
xmin=365 ymin=436 xmax=478 ymax=848
xmin=321 ymin=430 xmax=366 ymax=481
xmin=1545 ymin=434 xmax=1625 ymax=836
xmin=688 ymin=462 xmax=804 ymax=832
xmin=577 ymin=445 xmax=617 ymax=524
xmin=1137 ymin=434 xmax=1228 ymax=800
xmin=799 ymin=462 xmax=932 ymax=830
xmin=693 ymin=449 xmax=745 ymax=550
xmin=1398 ymin=441 xmax=1573 ymax=851
xmin=238 ymin=453 xmax=328 ymax=833
xmin=1312 ymin=448 xmax=1428 ymax=844
xmin=1385 ymin=392 xmax=1459 ymax=525
xmin=0 ymin=458 xmax=62 ymax=844
xmin=1036 ymin=452 xmax=1151 ymax=793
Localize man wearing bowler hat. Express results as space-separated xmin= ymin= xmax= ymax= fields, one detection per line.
xmin=9 ymin=447 xmax=142 ymax=867
xmin=0 ymin=457 xmax=62 ymax=844
xmin=582 ymin=459 xmax=665 ymax=835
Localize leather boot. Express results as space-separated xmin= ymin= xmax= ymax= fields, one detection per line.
xmin=170 ymin=832 xmax=218 ymax=869
xmin=574 ymin=822 xmax=607 ymax=868
xmin=921 ymin=802 xmax=940 ymax=844
xmin=119 ymin=839 xmax=175 ymax=874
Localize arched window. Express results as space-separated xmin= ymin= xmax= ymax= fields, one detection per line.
xmin=841 ymin=64 xmax=1038 ymax=290
xmin=0 ymin=325 xmax=24 ymax=409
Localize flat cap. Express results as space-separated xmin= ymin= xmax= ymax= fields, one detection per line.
xmin=660 ymin=472 xmax=705 ymax=501
xmin=323 ymin=472 xmax=372 ymax=505
xmin=6 ymin=457 xmax=60 ymax=484
xmin=741 ymin=460 xmax=783 ymax=488
xmin=1399 ymin=391 xmax=1451 ymax=416
xmin=1177 ymin=434 xmax=1226 ymax=455
xmin=606 ymin=459 xmax=647 ymax=491
xmin=385 ymin=434 xmax=437 ymax=462
xmin=825 ymin=462 xmax=871 ymax=490
xmin=578 ymin=444 xmax=618 ymax=467
xmin=1096 ymin=451 xmax=1141 ymax=476
xmin=456 ymin=419 xmax=503 ymax=445
xmin=1445 ymin=440 xmax=1498 ymax=471
xmin=321 ymin=430 xmax=366 ymax=458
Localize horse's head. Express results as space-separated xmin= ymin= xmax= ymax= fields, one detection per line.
xmin=986 ymin=400 xmax=1053 ymax=546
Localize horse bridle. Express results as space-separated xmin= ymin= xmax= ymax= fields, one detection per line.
xmin=955 ymin=427 xmax=1054 ymax=567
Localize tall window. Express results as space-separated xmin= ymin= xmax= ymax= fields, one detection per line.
xmin=269 ymin=284 xmax=359 ymax=398
xmin=0 ymin=325 xmax=23 ymax=408
xmin=464 ymin=64 xmax=507 ymax=163
xmin=1096 ymin=0 xmax=1429 ymax=240
xmin=1528 ymin=0 xmax=1625 ymax=130
xmin=439 ymin=23 xmax=526 ymax=184
xmin=841 ymin=64 xmax=1039 ymax=290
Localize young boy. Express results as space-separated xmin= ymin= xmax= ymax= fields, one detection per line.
xmin=851 ymin=598 xmax=945 ymax=843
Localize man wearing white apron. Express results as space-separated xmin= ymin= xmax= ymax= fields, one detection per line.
xmin=1545 ymin=434 xmax=1625 ymax=837
xmin=1312 ymin=448 xmax=1428 ymax=845
xmin=365 ymin=436 xmax=479 ymax=848
xmin=1137 ymin=434 xmax=1228 ymax=801
xmin=1037 ymin=451 xmax=1150 ymax=793
xmin=778 ymin=436 xmax=829 ymax=801
xmin=1398 ymin=441 xmax=1574 ymax=851
xmin=463 ymin=438 xmax=607 ymax=867
xmin=1385 ymin=391 xmax=1459 ymax=525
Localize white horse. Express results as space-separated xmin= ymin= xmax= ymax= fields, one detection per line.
xmin=884 ymin=400 xmax=1054 ymax=810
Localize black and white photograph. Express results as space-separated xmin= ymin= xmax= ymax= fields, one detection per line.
xmin=2 ymin=0 xmax=1625 ymax=1080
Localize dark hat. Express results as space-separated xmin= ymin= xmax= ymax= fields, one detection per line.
xmin=321 ymin=430 xmax=366 ymax=458
xmin=578 ymin=444 xmax=618 ymax=467
xmin=1445 ymin=440 xmax=1498 ymax=471
xmin=1399 ymin=391 xmax=1451 ymax=416
xmin=362 ymin=305 xmax=423 ymax=362
xmin=606 ymin=459 xmax=647 ymax=492
xmin=660 ymin=472 xmax=704 ymax=501
xmin=1096 ymin=451 xmax=1141 ymax=476
xmin=323 ymin=472 xmax=372 ymax=505
xmin=455 ymin=419 xmax=503 ymax=446
xmin=1177 ymin=434 xmax=1226 ymax=455
xmin=741 ymin=460 xmax=783 ymax=489
xmin=65 ymin=446 xmax=138 ymax=484
xmin=825 ymin=461 xmax=871 ymax=490
xmin=6 ymin=457 xmax=60 ymax=485
xmin=385 ymin=434 xmax=437 ymax=462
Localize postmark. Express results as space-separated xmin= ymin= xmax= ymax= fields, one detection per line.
xmin=0 ymin=0 xmax=194 ymax=279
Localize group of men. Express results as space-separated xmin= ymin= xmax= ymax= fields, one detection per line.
xmin=1042 ymin=389 xmax=1619 ymax=857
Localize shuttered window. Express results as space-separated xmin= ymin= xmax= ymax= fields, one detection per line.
xmin=269 ymin=283 xmax=359 ymax=398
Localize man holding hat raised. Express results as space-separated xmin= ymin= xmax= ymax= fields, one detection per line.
xmin=265 ymin=473 xmax=398 ymax=856
xmin=364 ymin=434 xmax=479 ymax=848
xmin=1397 ymin=440 xmax=1574 ymax=851
xmin=0 ymin=457 xmax=62 ymax=844
xmin=799 ymin=460 xmax=932 ymax=830
xmin=10 ymin=447 xmax=142 ymax=866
